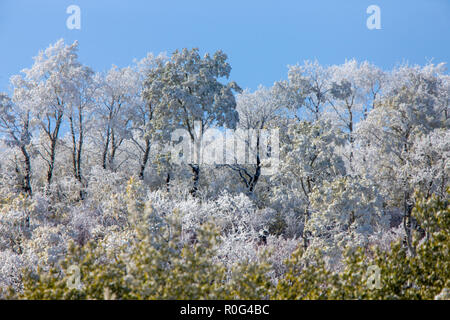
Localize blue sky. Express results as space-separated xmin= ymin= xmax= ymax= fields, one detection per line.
xmin=0 ymin=0 xmax=449 ymax=93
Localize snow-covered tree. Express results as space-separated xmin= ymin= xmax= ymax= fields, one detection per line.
xmin=65 ymin=64 xmax=95 ymax=191
xmin=117 ymin=53 xmax=169 ymax=181
xmin=305 ymin=177 xmax=389 ymax=266
xmin=355 ymin=62 xmax=449 ymax=254
xmin=285 ymin=60 xmax=330 ymax=121
xmin=143 ymin=48 xmax=241 ymax=195
xmin=92 ymin=65 xmax=139 ymax=171
xmin=271 ymin=119 xmax=347 ymax=246
xmin=408 ymin=128 xmax=449 ymax=199
xmin=326 ymin=60 xmax=385 ymax=168
xmin=11 ymin=39 xmax=91 ymax=187
xmin=0 ymin=93 xmax=33 ymax=195
xmin=224 ymin=86 xmax=284 ymax=193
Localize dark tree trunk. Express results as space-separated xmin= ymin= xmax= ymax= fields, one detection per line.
xmin=20 ymin=145 xmax=32 ymax=196
xmin=248 ymin=151 xmax=261 ymax=193
xmin=47 ymin=139 xmax=57 ymax=186
xmin=102 ymin=124 xmax=111 ymax=170
xmin=403 ymin=190 xmax=415 ymax=256
xmin=69 ymin=112 xmax=86 ymax=200
xmin=166 ymin=172 xmax=171 ymax=192
xmin=46 ymin=115 xmax=63 ymax=187
xmin=139 ymin=137 xmax=151 ymax=180
xmin=190 ymin=164 xmax=200 ymax=196
xmin=248 ymin=134 xmax=262 ymax=193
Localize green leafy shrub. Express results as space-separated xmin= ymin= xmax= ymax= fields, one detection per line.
xmin=9 ymin=189 xmax=448 ymax=300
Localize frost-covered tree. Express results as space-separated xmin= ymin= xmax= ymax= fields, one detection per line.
xmin=65 ymin=64 xmax=95 ymax=193
xmin=130 ymin=53 xmax=168 ymax=180
xmin=355 ymin=62 xmax=449 ymax=254
xmin=93 ymin=65 xmax=138 ymax=171
xmin=305 ymin=177 xmax=389 ymax=266
xmin=285 ymin=60 xmax=330 ymax=121
xmin=11 ymin=39 xmax=90 ymax=187
xmin=408 ymin=129 xmax=449 ymax=199
xmin=326 ymin=60 xmax=385 ymax=168
xmin=0 ymin=93 xmax=33 ymax=195
xmin=271 ymin=119 xmax=347 ymax=246
xmin=226 ymin=86 xmax=284 ymax=193
xmin=144 ymin=48 xmax=241 ymax=195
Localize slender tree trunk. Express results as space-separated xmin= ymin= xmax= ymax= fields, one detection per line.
xmin=77 ymin=109 xmax=83 ymax=183
xmin=70 ymin=110 xmax=85 ymax=199
xmin=102 ymin=124 xmax=111 ymax=170
xmin=46 ymin=114 xmax=63 ymax=187
xmin=403 ymin=189 xmax=416 ymax=256
xmin=47 ymin=139 xmax=57 ymax=186
xmin=166 ymin=172 xmax=171 ymax=192
xmin=248 ymin=134 xmax=262 ymax=193
xmin=108 ymin=130 xmax=123 ymax=171
xmin=20 ymin=145 xmax=32 ymax=196
xmin=348 ymin=106 xmax=354 ymax=169
xmin=248 ymin=156 xmax=261 ymax=193
xmin=190 ymin=164 xmax=200 ymax=196
xmin=139 ymin=137 xmax=151 ymax=180
xmin=109 ymin=130 xmax=117 ymax=169
xmin=70 ymin=116 xmax=79 ymax=180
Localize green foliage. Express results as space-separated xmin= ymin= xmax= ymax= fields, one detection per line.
xmin=267 ymin=212 xmax=287 ymax=236
xmin=9 ymin=178 xmax=273 ymax=300
xmin=333 ymin=190 xmax=449 ymax=299
xmin=11 ymin=225 xmax=273 ymax=300
xmin=273 ymin=189 xmax=449 ymax=300
xmin=273 ymin=248 xmax=337 ymax=299
xmin=9 ymin=189 xmax=448 ymax=300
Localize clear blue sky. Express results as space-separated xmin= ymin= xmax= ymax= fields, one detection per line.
xmin=0 ymin=0 xmax=449 ymax=93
